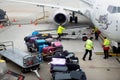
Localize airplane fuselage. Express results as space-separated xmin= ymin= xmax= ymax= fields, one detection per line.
xmin=89 ymin=0 xmax=120 ymax=42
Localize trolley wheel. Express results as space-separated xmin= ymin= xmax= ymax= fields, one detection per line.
xmin=21 ymin=68 xmax=30 ymax=73
xmin=27 ymin=47 xmax=32 ymax=52
xmin=21 ymin=68 xmax=26 ymax=73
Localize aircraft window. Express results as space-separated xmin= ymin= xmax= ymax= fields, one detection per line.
xmin=107 ymin=5 xmax=120 ymax=13
xmin=112 ymin=7 xmax=117 ymax=13
xmin=118 ymin=7 xmax=120 ymax=12
xmin=107 ymin=5 xmax=113 ymax=13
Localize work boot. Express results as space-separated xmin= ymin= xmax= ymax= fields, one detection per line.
xmin=82 ymin=58 xmax=85 ymax=61
xmin=89 ymin=58 xmax=92 ymax=60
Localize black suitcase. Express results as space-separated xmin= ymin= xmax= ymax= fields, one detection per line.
xmin=52 ymin=69 xmax=87 ymax=80
xmin=50 ymin=65 xmax=68 ymax=73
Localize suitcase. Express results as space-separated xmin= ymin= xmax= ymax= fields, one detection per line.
xmin=53 ymin=51 xmax=65 ymax=58
xmin=37 ymin=33 xmax=52 ymax=39
xmin=34 ymin=39 xmax=46 ymax=48
xmin=49 ymin=58 xmax=66 ymax=65
xmin=66 ymin=63 xmax=80 ymax=71
xmin=45 ymin=38 xmax=54 ymax=46
xmin=52 ymin=72 xmax=71 ymax=80
xmin=52 ymin=41 xmax=63 ymax=48
xmin=70 ymin=57 xmax=79 ymax=64
xmin=42 ymin=46 xmax=55 ymax=56
xmin=24 ymin=36 xmax=33 ymax=42
xmin=70 ymin=70 xmax=87 ymax=80
xmin=45 ymin=38 xmax=54 ymax=43
xmin=52 ymin=70 xmax=86 ymax=80
xmin=50 ymin=65 xmax=68 ymax=73
xmin=29 ymin=36 xmax=38 ymax=43
xmin=43 ymin=56 xmax=52 ymax=61
xmin=38 ymin=44 xmax=48 ymax=53
xmin=35 ymin=39 xmax=46 ymax=45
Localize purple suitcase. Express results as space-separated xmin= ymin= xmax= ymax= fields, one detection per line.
xmin=29 ymin=36 xmax=38 ymax=43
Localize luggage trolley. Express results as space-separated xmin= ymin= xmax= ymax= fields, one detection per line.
xmin=0 ymin=41 xmax=42 ymax=79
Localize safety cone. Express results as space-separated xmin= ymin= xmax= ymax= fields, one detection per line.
xmin=0 ymin=25 xmax=4 ymax=28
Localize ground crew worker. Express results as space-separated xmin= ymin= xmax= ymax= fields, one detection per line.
xmin=103 ymin=37 xmax=110 ymax=59
xmin=57 ymin=24 xmax=65 ymax=40
xmin=94 ymin=27 xmax=101 ymax=40
xmin=82 ymin=37 xmax=94 ymax=61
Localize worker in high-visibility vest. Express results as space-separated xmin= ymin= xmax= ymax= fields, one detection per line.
xmin=103 ymin=37 xmax=110 ymax=59
xmin=57 ymin=24 xmax=65 ymax=40
xmin=82 ymin=37 xmax=94 ymax=61
xmin=94 ymin=27 xmax=101 ymax=40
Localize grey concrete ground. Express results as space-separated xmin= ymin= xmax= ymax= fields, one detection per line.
xmin=0 ymin=0 xmax=120 ymax=80
xmin=0 ymin=24 xmax=120 ymax=80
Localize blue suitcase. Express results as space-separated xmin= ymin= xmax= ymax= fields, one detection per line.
xmin=38 ymin=44 xmax=48 ymax=53
xmin=35 ymin=39 xmax=46 ymax=49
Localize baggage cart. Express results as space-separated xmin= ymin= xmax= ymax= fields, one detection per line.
xmin=0 ymin=41 xmax=42 ymax=79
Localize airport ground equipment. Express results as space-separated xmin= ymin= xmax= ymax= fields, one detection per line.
xmin=35 ymin=27 xmax=90 ymax=41
xmin=0 ymin=9 xmax=10 ymax=26
xmin=0 ymin=59 xmax=25 ymax=80
xmin=0 ymin=41 xmax=42 ymax=79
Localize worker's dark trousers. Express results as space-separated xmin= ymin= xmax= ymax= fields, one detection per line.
xmin=104 ymin=50 xmax=109 ymax=59
xmin=95 ymin=32 xmax=99 ymax=40
xmin=57 ymin=33 xmax=62 ymax=40
xmin=83 ymin=49 xmax=92 ymax=60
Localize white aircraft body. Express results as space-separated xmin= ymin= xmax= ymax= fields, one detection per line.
xmin=7 ymin=0 xmax=120 ymax=50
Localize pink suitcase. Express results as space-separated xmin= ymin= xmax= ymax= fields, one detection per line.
xmin=52 ymin=41 xmax=62 ymax=47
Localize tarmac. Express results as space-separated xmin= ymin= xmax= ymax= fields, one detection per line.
xmin=0 ymin=0 xmax=120 ymax=80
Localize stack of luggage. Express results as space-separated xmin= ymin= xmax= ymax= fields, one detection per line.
xmin=24 ymin=32 xmax=53 ymax=53
xmin=24 ymin=31 xmax=87 ymax=80
xmin=24 ymin=31 xmax=64 ymax=61
xmin=49 ymin=50 xmax=87 ymax=80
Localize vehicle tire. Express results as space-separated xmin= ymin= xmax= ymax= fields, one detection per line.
xmin=112 ymin=46 xmax=117 ymax=53
xmin=69 ymin=16 xmax=73 ymax=23
xmin=75 ymin=16 xmax=78 ymax=23
xmin=82 ymin=36 xmax=88 ymax=41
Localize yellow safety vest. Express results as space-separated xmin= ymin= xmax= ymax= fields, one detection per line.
xmin=85 ymin=39 xmax=93 ymax=50
xmin=0 ymin=59 xmax=5 ymax=62
xmin=103 ymin=39 xmax=110 ymax=47
xmin=57 ymin=25 xmax=65 ymax=34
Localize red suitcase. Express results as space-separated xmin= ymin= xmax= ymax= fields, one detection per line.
xmin=42 ymin=46 xmax=55 ymax=56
